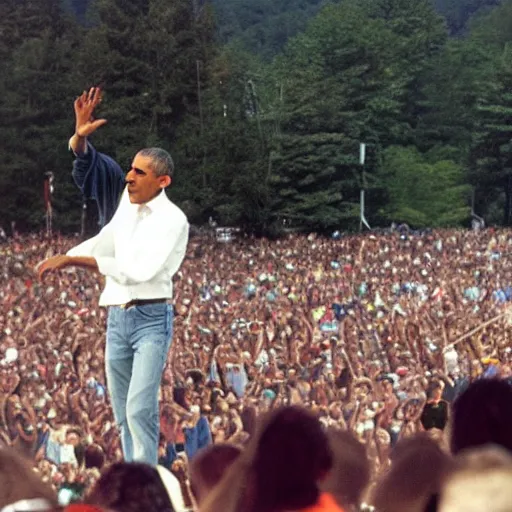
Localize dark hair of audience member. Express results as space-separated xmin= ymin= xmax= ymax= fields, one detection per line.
xmin=371 ymin=433 xmax=453 ymax=512
xmin=189 ymin=443 xmax=242 ymax=505
xmin=451 ymin=378 xmax=512 ymax=455
xmin=200 ymin=406 xmax=333 ymax=512
xmin=173 ymin=387 xmax=188 ymax=409
xmin=0 ymin=446 xmax=58 ymax=510
xmin=241 ymin=406 xmax=257 ymax=438
xmin=84 ymin=462 xmax=174 ymax=512
xmin=84 ymin=444 xmax=106 ymax=470
xmin=321 ymin=429 xmax=370 ymax=509
xmin=249 ymin=406 xmax=333 ymax=512
xmin=73 ymin=443 xmax=86 ymax=468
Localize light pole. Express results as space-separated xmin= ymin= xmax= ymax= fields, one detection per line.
xmin=44 ymin=172 xmax=54 ymax=238
xmin=359 ymin=143 xmax=371 ymax=231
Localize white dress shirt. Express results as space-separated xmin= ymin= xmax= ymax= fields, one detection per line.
xmin=67 ymin=188 xmax=189 ymax=306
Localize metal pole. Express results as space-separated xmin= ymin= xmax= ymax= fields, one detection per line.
xmin=81 ymin=200 xmax=87 ymax=239
xmin=48 ymin=204 xmax=52 ymax=238
xmin=359 ymin=143 xmax=371 ymax=231
xmin=471 ymin=188 xmax=485 ymax=227
xmin=360 ymin=143 xmax=365 ymax=232
xmin=360 ymin=190 xmax=364 ymax=232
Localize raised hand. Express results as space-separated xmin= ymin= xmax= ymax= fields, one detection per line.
xmin=74 ymin=87 xmax=107 ymax=138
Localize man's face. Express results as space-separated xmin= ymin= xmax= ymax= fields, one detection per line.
xmin=125 ymin=153 xmax=170 ymax=204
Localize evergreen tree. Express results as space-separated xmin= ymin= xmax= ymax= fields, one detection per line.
xmin=267 ymin=1 xmax=440 ymax=230
xmin=0 ymin=0 xmax=82 ymax=230
xmin=173 ymin=48 xmax=272 ymax=229
xmin=76 ymin=0 xmax=217 ymax=167
xmin=462 ymin=1 xmax=512 ymax=224
xmin=378 ymin=146 xmax=470 ymax=226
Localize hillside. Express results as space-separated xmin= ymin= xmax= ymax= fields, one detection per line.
xmin=65 ymin=0 xmax=503 ymax=57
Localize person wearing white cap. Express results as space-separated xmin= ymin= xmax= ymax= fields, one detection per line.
xmin=156 ymin=465 xmax=188 ymax=512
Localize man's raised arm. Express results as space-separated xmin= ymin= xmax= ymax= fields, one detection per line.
xmin=69 ymin=86 xmax=125 ymax=227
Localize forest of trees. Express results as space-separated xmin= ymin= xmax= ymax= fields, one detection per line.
xmin=2 ymin=0 xmax=512 ymax=233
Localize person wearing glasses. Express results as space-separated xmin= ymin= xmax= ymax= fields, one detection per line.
xmin=37 ymin=88 xmax=189 ymax=466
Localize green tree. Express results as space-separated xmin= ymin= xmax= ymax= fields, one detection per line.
xmin=469 ymin=47 xmax=512 ymax=225
xmin=359 ymin=0 xmax=448 ymax=146
xmin=0 ymin=1 xmax=83 ymax=231
xmin=378 ymin=146 xmax=470 ymax=227
xmin=173 ymin=48 xmax=272 ymax=229
xmin=433 ymin=0 xmax=501 ymax=35
xmin=76 ymin=0 xmax=217 ymax=166
xmin=416 ymin=38 xmax=490 ymax=154
xmin=266 ymin=0 xmax=446 ymax=231
xmin=211 ymin=0 xmax=332 ymax=60
xmin=461 ymin=1 xmax=512 ymax=224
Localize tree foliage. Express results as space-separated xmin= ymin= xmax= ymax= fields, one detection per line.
xmin=2 ymin=0 xmax=512 ymax=233
xmin=379 ymin=146 xmax=470 ymax=227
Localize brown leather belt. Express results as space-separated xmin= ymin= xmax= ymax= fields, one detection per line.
xmin=119 ymin=298 xmax=169 ymax=310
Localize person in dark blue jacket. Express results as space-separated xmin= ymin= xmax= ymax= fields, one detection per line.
xmin=68 ymin=87 xmax=125 ymax=227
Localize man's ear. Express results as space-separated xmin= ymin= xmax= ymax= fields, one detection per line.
xmin=160 ymin=176 xmax=172 ymax=189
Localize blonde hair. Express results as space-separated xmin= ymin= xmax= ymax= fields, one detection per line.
xmin=440 ymin=445 xmax=512 ymax=512
xmin=0 ymin=447 xmax=58 ymax=509
xmin=371 ymin=434 xmax=453 ymax=512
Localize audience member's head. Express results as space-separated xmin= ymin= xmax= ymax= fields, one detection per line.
xmin=372 ymin=434 xmax=453 ymax=512
xmin=84 ymin=462 xmax=174 ymax=512
xmin=249 ymin=406 xmax=333 ymax=512
xmin=156 ymin=465 xmax=187 ymax=512
xmin=84 ymin=444 xmax=105 ymax=471
xmin=189 ymin=444 xmax=242 ymax=505
xmin=0 ymin=447 xmax=58 ymax=511
xmin=321 ymin=429 xmax=370 ymax=509
xmin=451 ymin=378 xmax=512 ymax=455
xmin=199 ymin=406 xmax=334 ymax=512
xmin=439 ymin=445 xmax=512 ymax=512
xmin=241 ymin=406 xmax=257 ymax=438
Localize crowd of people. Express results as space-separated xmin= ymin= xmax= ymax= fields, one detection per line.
xmin=1 ymin=225 xmax=512 ymax=511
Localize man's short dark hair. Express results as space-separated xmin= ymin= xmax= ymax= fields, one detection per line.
xmin=138 ymin=147 xmax=174 ymax=178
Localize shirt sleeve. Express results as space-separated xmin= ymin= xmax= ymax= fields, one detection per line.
xmin=95 ymin=220 xmax=189 ymax=285
xmin=70 ymin=140 xmax=126 ymax=227
xmin=66 ymin=223 xmax=115 ymax=259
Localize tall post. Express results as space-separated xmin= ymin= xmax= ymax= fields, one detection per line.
xmin=43 ymin=172 xmax=54 ymax=238
xmin=359 ymin=143 xmax=371 ymax=231
xmin=81 ymin=200 xmax=87 ymax=239
xmin=471 ymin=188 xmax=485 ymax=229
xmin=360 ymin=189 xmax=364 ymax=232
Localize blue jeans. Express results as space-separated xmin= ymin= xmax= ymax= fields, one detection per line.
xmin=106 ymin=302 xmax=172 ymax=465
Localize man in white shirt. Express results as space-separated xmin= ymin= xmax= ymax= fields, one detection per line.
xmin=37 ymin=87 xmax=189 ymax=465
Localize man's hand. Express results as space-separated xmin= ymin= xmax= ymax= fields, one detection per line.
xmin=70 ymin=86 xmax=107 ymax=155
xmin=37 ymin=255 xmax=71 ymax=279
xmin=37 ymin=255 xmax=98 ymax=280
xmin=75 ymin=87 xmax=107 ymax=138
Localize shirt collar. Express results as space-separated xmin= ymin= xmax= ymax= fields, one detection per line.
xmin=135 ymin=189 xmax=167 ymax=216
xmin=144 ymin=189 xmax=167 ymax=212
